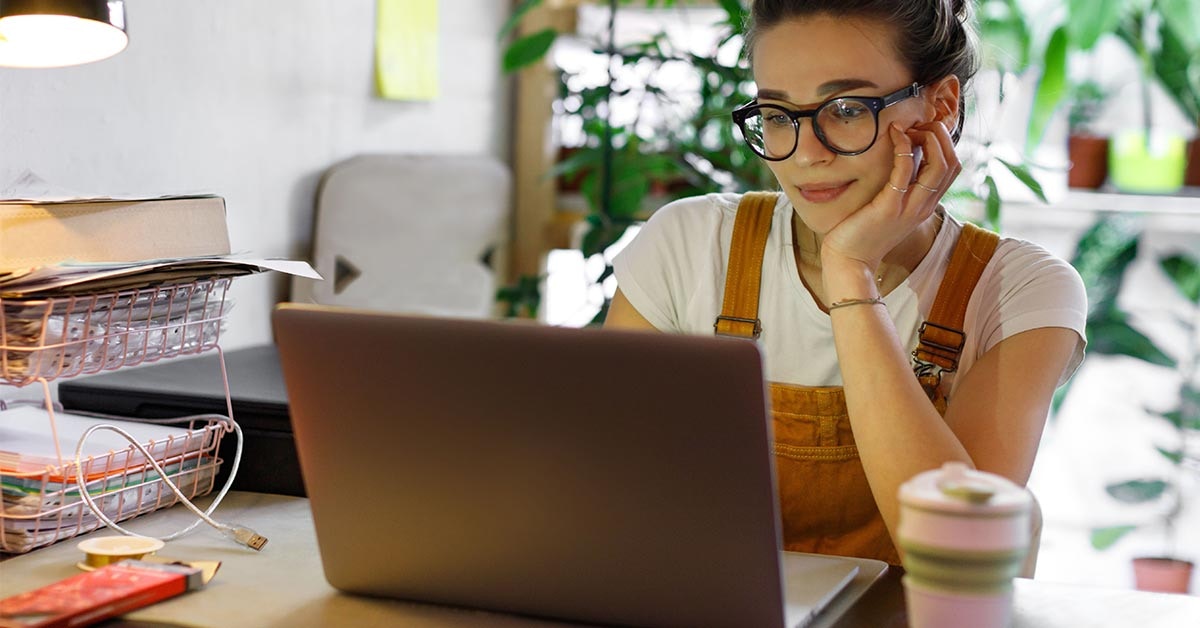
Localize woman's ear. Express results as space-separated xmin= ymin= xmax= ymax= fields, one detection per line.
xmin=925 ymin=75 xmax=961 ymax=127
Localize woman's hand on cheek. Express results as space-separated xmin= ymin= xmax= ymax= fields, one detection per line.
xmin=820 ymin=121 xmax=959 ymax=274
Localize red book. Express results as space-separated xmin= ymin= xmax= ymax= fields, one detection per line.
xmin=0 ymin=560 xmax=202 ymax=628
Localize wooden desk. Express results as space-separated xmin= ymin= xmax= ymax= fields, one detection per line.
xmin=2 ymin=492 xmax=1198 ymax=627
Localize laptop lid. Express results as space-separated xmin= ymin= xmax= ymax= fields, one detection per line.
xmin=272 ymin=303 xmax=789 ymax=627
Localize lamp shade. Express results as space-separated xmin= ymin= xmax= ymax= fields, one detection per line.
xmin=0 ymin=0 xmax=127 ymax=68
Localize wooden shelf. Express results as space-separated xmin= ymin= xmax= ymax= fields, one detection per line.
xmin=1006 ymin=187 xmax=1200 ymax=215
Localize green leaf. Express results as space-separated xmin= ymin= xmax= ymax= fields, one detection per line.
xmin=1159 ymin=0 xmax=1200 ymax=52
xmin=1156 ymin=447 xmax=1185 ymax=464
xmin=1159 ymin=409 xmax=1184 ymax=429
xmin=996 ymin=157 xmax=1048 ymax=203
xmin=495 ymin=273 xmax=543 ymax=319
xmin=1086 ymin=316 xmax=1174 ymax=365
xmin=580 ymin=215 xmax=607 ymax=258
xmin=589 ymin=298 xmax=611 ymax=327
xmin=1091 ymin=525 xmax=1137 ymax=550
xmin=580 ymin=216 xmax=632 ymax=258
xmin=582 ymin=144 xmax=660 ymax=220
xmin=608 ymin=169 xmax=651 ymax=219
xmin=546 ymin=147 xmax=602 ymax=181
xmin=977 ymin=0 xmax=1032 ymax=71
xmin=502 ymin=28 xmax=557 ymax=74
xmin=1050 ymin=381 xmax=1072 ymax=416
xmin=1070 ymin=216 xmax=1139 ymax=315
xmin=717 ymin=0 xmax=747 ymax=30
xmin=1105 ymin=478 xmax=1168 ymax=503
xmin=637 ymin=153 xmax=685 ymax=179
xmin=1026 ymin=25 xmax=1068 ymax=152
xmin=983 ymin=174 xmax=1001 ymax=230
xmin=497 ymin=0 xmax=544 ymax=42
xmin=1153 ymin=17 xmax=1200 ymax=121
xmin=1067 ymin=0 xmax=1123 ymax=51
xmin=1159 ymin=254 xmax=1200 ymax=303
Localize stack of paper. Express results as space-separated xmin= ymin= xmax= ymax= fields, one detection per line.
xmin=0 ymin=405 xmax=227 ymax=553
xmin=0 ymin=195 xmax=320 ymax=385
xmin=0 ymin=258 xmax=318 ymax=386
xmin=0 ymin=255 xmax=319 ymax=297
xmin=0 ymin=276 xmax=227 ymax=385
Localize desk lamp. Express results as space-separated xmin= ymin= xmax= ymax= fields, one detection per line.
xmin=0 ymin=0 xmax=126 ymax=68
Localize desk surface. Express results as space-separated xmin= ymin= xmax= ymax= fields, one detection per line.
xmin=2 ymin=492 xmax=1199 ymax=627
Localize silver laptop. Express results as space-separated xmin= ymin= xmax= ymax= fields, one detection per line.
xmin=272 ymin=303 xmax=881 ymax=628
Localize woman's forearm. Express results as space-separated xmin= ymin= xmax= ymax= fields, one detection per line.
xmin=823 ymin=257 xmax=972 ymax=547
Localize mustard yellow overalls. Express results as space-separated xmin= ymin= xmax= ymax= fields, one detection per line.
xmin=713 ymin=192 xmax=999 ymax=565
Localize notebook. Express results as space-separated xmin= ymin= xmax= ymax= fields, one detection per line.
xmin=272 ymin=303 xmax=883 ymax=628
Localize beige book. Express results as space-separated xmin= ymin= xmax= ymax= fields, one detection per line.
xmin=0 ymin=196 xmax=231 ymax=270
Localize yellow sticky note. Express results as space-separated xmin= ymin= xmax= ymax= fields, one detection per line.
xmin=376 ymin=0 xmax=438 ymax=100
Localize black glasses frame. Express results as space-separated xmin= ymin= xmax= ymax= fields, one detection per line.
xmin=731 ymin=83 xmax=923 ymax=159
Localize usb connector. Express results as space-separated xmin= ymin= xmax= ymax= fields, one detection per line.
xmin=222 ymin=525 xmax=268 ymax=551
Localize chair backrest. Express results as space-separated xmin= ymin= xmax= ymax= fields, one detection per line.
xmin=291 ymin=154 xmax=509 ymax=318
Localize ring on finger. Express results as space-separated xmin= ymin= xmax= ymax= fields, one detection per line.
xmin=913 ymin=182 xmax=939 ymax=193
xmin=895 ymin=152 xmax=915 ymax=158
xmin=889 ymin=183 xmax=909 ymax=194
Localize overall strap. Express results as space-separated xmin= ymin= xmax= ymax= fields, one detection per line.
xmin=714 ymin=192 xmax=779 ymax=339
xmin=912 ymin=221 xmax=1000 ymax=412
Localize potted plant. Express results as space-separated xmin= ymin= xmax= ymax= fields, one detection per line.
xmin=1014 ymin=0 xmax=1198 ymax=191
xmin=1108 ymin=1 xmax=1195 ymax=194
xmin=1075 ymin=228 xmax=1200 ymax=593
xmin=1128 ymin=0 xmax=1200 ymax=187
xmin=1066 ymin=80 xmax=1111 ymax=189
xmin=1094 ymin=373 xmax=1198 ymax=593
xmin=496 ymin=0 xmax=772 ymax=322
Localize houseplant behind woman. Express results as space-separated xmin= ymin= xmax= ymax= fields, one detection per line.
xmin=604 ymin=0 xmax=1088 ymax=565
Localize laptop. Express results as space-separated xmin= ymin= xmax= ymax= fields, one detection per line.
xmin=272 ymin=303 xmax=882 ymax=628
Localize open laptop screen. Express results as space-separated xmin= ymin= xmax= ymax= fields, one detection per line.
xmin=273 ymin=304 xmax=786 ymax=628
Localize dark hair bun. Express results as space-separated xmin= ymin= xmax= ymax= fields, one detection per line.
xmin=951 ymin=0 xmax=969 ymax=20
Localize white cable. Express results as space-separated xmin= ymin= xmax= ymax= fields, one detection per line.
xmin=71 ymin=412 xmax=267 ymax=550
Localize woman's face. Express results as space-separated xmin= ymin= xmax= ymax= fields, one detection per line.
xmin=751 ymin=15 xmax=929 ymax=235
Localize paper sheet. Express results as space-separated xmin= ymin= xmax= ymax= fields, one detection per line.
xmin=0 ymin=255 xmax=320 ymax=296
xmin=0 ymin=406 xmax=206 ymax=474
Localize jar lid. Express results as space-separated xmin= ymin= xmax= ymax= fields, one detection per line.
xmin=77 ymin=535 xmax=165 ymax=570
xmin=899 ymin=462 xmax=1031 ymax=514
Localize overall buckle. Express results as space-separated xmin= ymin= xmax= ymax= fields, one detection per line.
xmin=713 ymin=315 xmax=762 ymax=339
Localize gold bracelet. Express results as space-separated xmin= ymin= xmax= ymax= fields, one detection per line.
xmin=828 ymin=297 xmax=885 ymax=310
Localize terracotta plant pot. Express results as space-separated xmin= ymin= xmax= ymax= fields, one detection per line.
xmin=1186 ymin=137 xmax=1200 ymax=188
xmin=1132 ymin=557 xmax=1194 ymax=594
xmin=1068 ymin=134 xmax=1110 ymax=189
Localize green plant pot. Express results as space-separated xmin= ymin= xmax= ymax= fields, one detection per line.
xmin=1109 ymin=130 xmax=1188 ymax=194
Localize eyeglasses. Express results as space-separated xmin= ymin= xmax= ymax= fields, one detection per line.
xmin=731 ymin=83 xmax=923 ymax=160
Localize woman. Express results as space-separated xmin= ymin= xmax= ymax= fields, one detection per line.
xmin=605 ymin=0 xmax=1087 ymax=565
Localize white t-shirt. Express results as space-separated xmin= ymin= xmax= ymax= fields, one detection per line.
xmin=612 ymin=193 xmax=1087 ymax=396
